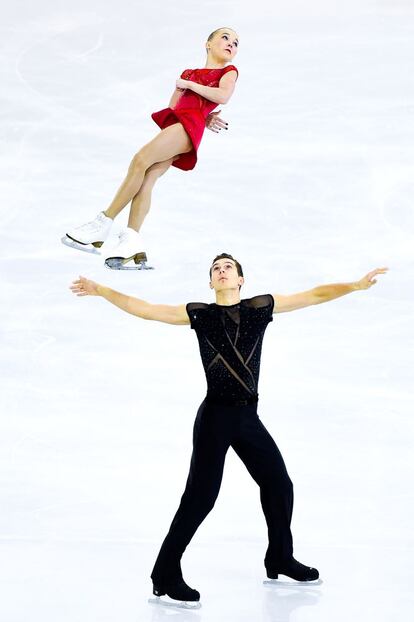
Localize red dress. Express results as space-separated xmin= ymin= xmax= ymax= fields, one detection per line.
xmin=151 ymin=65 xmax=238 ymax=171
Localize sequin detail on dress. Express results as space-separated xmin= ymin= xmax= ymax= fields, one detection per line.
xmin=151 ymin=65 xmax=238 ymax=171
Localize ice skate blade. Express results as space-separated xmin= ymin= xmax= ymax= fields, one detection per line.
xmin=61 ymin=236 xmax=101 ymax=255
xmin=105 ymin=253 xmax=153 ymax=271
xmin=148 ymin=596 xmax=201 ymax=610
xmin=263 ymin=578 xmax=323 ymax=587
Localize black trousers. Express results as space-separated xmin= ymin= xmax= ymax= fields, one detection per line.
xmin=151 ymin=399 xmax=294 ymax=585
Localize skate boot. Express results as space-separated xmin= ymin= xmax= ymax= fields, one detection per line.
xmin=104 ymin=227 xmax=152 ymax=270
xmin=62 ymin=211 xmax=113 ymax=254
xmin=148 ymin=579 xmax=201 ymax=610
xmin=266 ymin=557 xmax=320 ymax=582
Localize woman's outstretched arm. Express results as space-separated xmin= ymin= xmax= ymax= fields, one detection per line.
xmin=70 ymin=276 xmax=190 ymax=325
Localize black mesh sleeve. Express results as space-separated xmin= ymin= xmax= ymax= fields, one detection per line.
xmin=186 ymin=302 xmax=209 ymax=329
xmin=245 ymin=294 xmax=275 ymax=321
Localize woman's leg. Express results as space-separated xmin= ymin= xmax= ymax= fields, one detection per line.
xmin=127 ymin=158 xmax=173 ymax=232
xmin=104 ymin=124 xmax=191 ymax=220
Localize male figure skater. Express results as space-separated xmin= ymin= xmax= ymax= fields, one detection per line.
xmin=70 ymin=255 xmax=387 ymax=605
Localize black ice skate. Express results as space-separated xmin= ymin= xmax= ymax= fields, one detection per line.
xmin=265 ymin=557 xmax=322 ymax=585
xmin=148 ymin=579 xmax=201 ymax=610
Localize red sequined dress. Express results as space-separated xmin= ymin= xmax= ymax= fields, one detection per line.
xmin=151 ymin=65 xmax=238 ymax=171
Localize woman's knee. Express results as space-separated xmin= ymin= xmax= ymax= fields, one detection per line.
xmin=129 ymin=150 xmax=150 ymax=174
xmin=145 ymin=160 xmax=171 ymax=183
xmin=130 ymin=151 xmax=173 ymax=178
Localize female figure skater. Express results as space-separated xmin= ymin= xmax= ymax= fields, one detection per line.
xmin=62 ymin=28 xmax=239 ymax=269
xmin=70 ymin=255 xmax=387 ymax=607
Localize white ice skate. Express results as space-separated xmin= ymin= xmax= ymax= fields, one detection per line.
xmin=104 ymin=227 xmax=153 ymax=270
xmin=62 ymin=211 xmax=113 ymax=254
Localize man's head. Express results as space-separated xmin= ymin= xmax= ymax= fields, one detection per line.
xmin=209 ymin=253 xmax=244 ymax=292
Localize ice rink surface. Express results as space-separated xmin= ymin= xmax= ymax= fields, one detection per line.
xmin=1 ymin=0 xmax=413 ymax=620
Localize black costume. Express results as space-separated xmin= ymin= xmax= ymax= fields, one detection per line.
xmin=151 ymin=295 xmax=295 ymax=587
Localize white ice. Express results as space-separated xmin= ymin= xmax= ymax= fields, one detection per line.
xmin=1 ymin=0 xmax=413 ymax=621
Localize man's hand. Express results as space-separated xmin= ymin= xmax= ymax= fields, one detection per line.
xmin=355 ymin=267 xmax=389 ymax=290
xmin=70 ymin=276 xmax=100 ymax=297
xmin=69 ymin=278 xmax=189 ymax=324
xmin=274 ymin=267 xmax=389 ymax=313
xmin=206 ymin=110 xmax=228 ymax=133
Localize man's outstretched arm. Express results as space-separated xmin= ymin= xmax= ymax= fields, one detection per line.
xmin=273 ymin=267 xmax=388 ymax=313
xmin=70 ymin=276 xmax=190 ymax=325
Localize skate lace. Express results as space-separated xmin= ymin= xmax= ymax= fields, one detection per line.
xmin=88 ymin=222 xmax=101 ymax=233
xmin=80 ymin=214 xmax=106 ymax=233
xmin=118 ymin=230 xmax=128 ymax=243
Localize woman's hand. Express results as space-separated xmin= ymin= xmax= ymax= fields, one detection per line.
xmin=176 ymin=78 xmax=190 ymax=91
xmin=206 ymin=110 xmax=228 ymax=133
xmin=70 ymin=276 xmax=100 ymax=297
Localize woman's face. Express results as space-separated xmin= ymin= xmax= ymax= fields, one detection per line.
xmin=207 ymin=29 xmax=239 ymax=62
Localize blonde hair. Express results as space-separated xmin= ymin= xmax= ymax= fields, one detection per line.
xmin=206 ymin=27 xmax=238 ymax=50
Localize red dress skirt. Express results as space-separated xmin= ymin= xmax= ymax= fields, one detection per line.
xmin=151 ymin=65 xmax=238 ymax=171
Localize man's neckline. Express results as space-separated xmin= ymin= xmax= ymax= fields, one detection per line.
xmin=213 ymin=301 xmax=241 ymax=308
